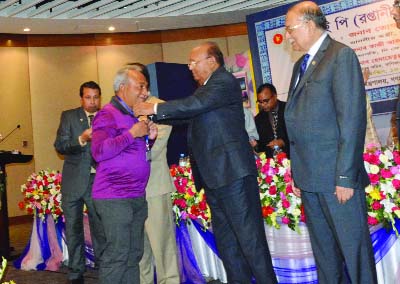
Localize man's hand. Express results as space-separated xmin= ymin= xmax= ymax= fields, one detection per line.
xmin=80 ymin=128 xmax=92 ymax=143
xmin=148 ymin=120 xmax=158 ymax=140
xmin=335 ymin=186 xmax=354 ymax=204
xmin=292 ymin=183 xmax=301 ymax=197
xmin=129 ymin=121 xmax=149 ymax=138
xmin=267 ymin=138 xmax=285 ymax=149
xmin=133 ymin=102 xmax=155 ymax=117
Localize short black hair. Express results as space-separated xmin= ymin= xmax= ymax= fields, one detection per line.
xmin=79 ymin=81 xmax=101 ymax=97
xmin=256 ymin=83 xmax=277 ymax=95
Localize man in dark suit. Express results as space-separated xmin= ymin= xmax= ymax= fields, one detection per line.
xmin=254 ymin=83 xmax=289 ymax=157
xmin=54 ymin=81 xmax=105 ymax=284
xmin=133 ymin=42 xmax=277 ymax=284
xmin=284 ymin=2 xmax=377 ymax=283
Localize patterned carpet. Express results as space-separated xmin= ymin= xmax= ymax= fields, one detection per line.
xmin=3 ymin=221 xmax=222 ymax=284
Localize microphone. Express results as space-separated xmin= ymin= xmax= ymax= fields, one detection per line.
xmin=0 ymin=124 xmax=21 ymax=145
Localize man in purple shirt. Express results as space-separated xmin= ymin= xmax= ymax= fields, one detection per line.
xmin=91 ymin=67 xmax=157 ymax=284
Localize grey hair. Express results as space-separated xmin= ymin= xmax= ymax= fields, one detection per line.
xmin=113 ymin=67 xmax=133 ymax=93
xmin=288 ymin=1 xmax=328 ymax=31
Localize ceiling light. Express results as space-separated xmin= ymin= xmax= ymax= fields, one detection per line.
xmin=108 ymin=26 xmax=115 ymax=31
xmin=23 ymin=27 xmax=30 ymax=32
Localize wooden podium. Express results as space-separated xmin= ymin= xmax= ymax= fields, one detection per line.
xmin=0 ymin=152 xmax=33 ymax=258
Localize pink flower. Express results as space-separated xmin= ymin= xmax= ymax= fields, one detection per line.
xmin=281 ymin=216 xmax=290 ymax=224
xmin=390 ymin=166 xmax=400 ymax=175
xmin=235 ymin=54 xmax=247 ymax=68
xmin=371 ymin=201 xmax=382 ymax=210
xmin=282 ymin=199 xmax=290 ymax=209
xmin=286 ymin=184 xmax=293 ymax=194
xmin=367 ymin=216 xmax=379 ymax=225
xmin=368 ymin=174 xmax=380 ymax=185
xmin=394 ymin=151 xmax=400 ymax=165
xmin=269 ymin=185 xmax=277 ymax=195
xmin=392 ymin=179 xmax=400 ymax=189
xmin=283 ymin=172 xmax=291 ymax=183
xmin=380 ymin=169 xmax=393 ymax=179
xmin=364 ymin=153 xmax=380 ymax=165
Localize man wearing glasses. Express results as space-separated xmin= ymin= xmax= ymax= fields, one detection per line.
xmin=284 ymin=1 xmax=377 ymax=283
xmin=254 ymin=83 xmax=289 ymax=157
xmin=133 ymin=42 xmax=277 ymax=284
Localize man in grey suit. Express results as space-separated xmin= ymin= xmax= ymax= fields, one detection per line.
xmin=284 ymin=2 xmax=377 ymax=283
xmin=54 ymin=81 xmax=105 ymax=284
xmin=134 ymin=42 xmax=277 ymax=284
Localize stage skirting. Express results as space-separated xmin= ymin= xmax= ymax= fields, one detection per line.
xmin=13 ymin=215 xmax=400 ymax=284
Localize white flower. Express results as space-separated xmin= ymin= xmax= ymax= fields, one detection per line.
xmin=369 ymin=165 xmax=380 ymax=174
xmin=381 ymin=199 xmax=395 ymax=214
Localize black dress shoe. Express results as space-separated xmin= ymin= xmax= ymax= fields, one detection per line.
xmin=69 ymin=277 xmax=84 ymax=284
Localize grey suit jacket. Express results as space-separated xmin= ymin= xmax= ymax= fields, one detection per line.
xmin=54 ymin=107 xmax=92 ymax=198
xmin=284 ymin=35 xmax=370 ymax=193
xmin=156 ymin=67 xmax=257 ymax=189
xmin=145 ymin=95 xmax=175 ymax=198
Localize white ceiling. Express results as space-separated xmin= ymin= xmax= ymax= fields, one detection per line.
xmin=0 ymin=0 xmax=296 ymax=34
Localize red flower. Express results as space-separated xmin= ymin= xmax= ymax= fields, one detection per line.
xmin=18 ymin=201 xmax=25 ymax=210
xmin=367 ymin=216 xmax=379 ymax=225
xmin=285 ymin=184 xmax=293 ymax=194
xmin=27 ymin=207 xmax=33 ymax=214
xmin=380 ymin=169 xmax=393 ymax=179
xmin=269 ymin=185 xmax=277 ymax=195
xmin=368 ymin=174 xmax=380 ymax=185
xmin=199 ymin=200 xmax=207 ymax=211
xmin=371 ymin=201 xmax=382 ymax=210
xmin=265 ymin=176 xmax=273 ymax=184
xmin=392 ymin=179 xmax=400 ymax=189
xmin=276 ymin=152 xmax=287 ymax=163
xmin=281 ymin=216 xmax=290 ymax=224
xmin=282 ymin=199 xmax=290 ymax=209
xmin=262 ymin=206 xmax=274 ymax=217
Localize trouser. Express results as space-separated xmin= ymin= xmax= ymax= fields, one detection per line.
xmin=301 ymin=188 xmax=377 ymax=284
xmin=139 ymin=193 xmax=180 ymax=284
xmin=205 ymin=175 xmax=277 ymax=284
xmin=94 ymin=197 xmax=148 ymax=284
xmin=62 ymin=174 xmax=105 ymax=280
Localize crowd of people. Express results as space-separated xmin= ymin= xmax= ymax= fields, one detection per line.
xmin=53 ymin=1 xmax=400 ymax=283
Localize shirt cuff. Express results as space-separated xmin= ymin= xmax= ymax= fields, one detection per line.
xmin=154 ymin=103 xmax=158 ymax=115
xmin=78 ymin=136 xmax=87 ymax=146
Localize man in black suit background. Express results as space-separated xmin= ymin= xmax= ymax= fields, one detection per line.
xmin=133 ymin=42 xmax=277 ymax=284
xmin=284 ymin=2 xmax=377 ymax=283
xmin=54 ymin=81 xmax=105 ymax=284
xmin=254 ymin=83 xmax=289 ymax=157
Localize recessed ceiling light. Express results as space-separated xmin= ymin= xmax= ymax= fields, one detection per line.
xmin=23 ymin=28 xmax=30 ymax=32
xmin=108 ymin=26 xmax=115 ymax=31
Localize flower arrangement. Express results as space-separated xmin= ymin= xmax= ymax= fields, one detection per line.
xmin=19 ymin=169 xmax=63 ymax=222
xmin=170 ymin=163 xmax=211 ymax=230
xmin=0 ymin=257 xmax=15 ymax=284
xmin=256 ymin=152 xmax=305 ymax=233
xmin=363 ymin=144 xmax=400 ymax=234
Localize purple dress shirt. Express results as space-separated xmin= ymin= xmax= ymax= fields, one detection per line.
xmin=91 ymin=97 xmax=150 ymax=199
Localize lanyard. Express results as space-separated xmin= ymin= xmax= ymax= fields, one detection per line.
xmin=116 ymin=96 xmax=151 ymax=159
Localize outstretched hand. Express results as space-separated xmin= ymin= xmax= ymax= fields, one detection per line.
xmin=133 ymin=102 xmax=155 ymax=117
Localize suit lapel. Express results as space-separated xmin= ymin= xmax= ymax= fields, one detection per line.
xmin=77 ymin=107 xmax=89 ymax=131
xmin=287 ymin=36 xmax=332 ymax=107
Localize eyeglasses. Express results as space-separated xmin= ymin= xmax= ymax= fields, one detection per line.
xmin=187 ymin=56 xmax=210 ymax=68
xmin=257 ymin=98 xmax=272 ymax=104
xmin=285 ymin=21 xmax=308 ymax=34
xmin=394 ymin=1 xmax=400 ymax=8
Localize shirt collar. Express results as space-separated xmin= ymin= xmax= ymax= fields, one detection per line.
xmin=307 ymin=32 xmax=328 ymax=58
